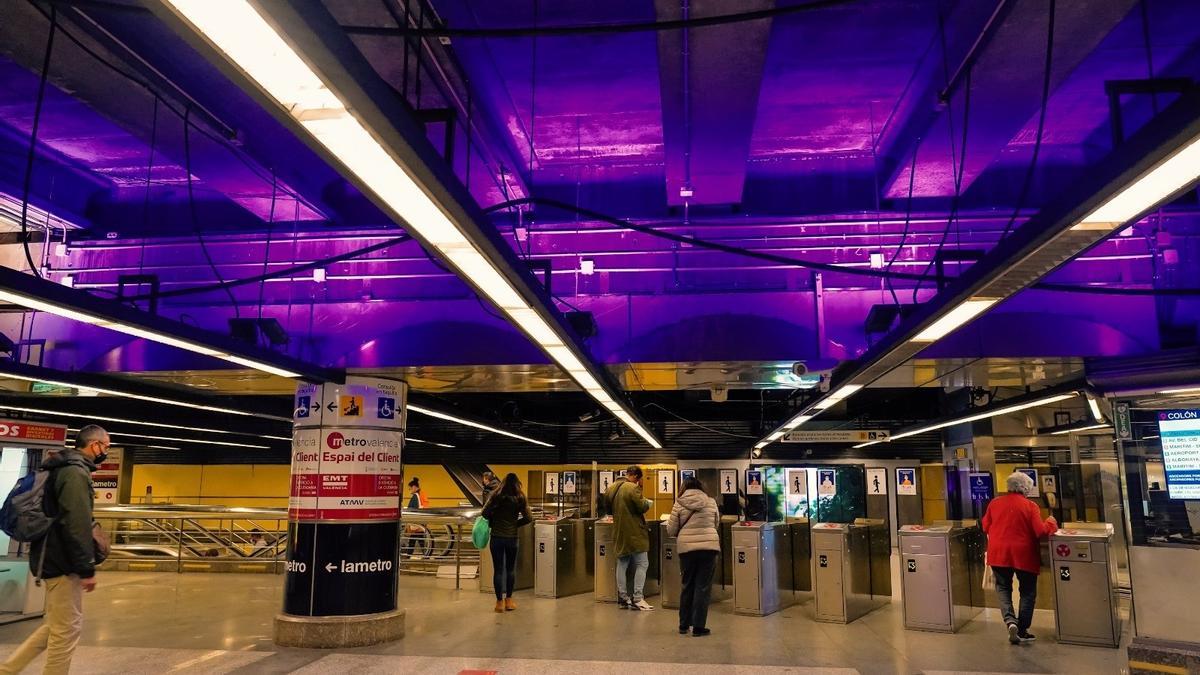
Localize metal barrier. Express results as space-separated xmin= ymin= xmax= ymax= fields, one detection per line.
xmin=94 ymin=505 xmax=483 ymax=588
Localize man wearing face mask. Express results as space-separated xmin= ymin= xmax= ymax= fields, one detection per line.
xmin=0 ymin=424 xmax=108 ymax=674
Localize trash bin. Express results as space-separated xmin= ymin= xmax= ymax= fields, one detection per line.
xmin=1050 ymin=522 xmax=1120 ymax=648
xmin=899 ymin=523 xmax=981 ymax=632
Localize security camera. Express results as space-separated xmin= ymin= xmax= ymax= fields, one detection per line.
xmin=792 ymin=361 xmax=807 ymax=377
xmin=710 ymin=385 xmax=728 ymax=403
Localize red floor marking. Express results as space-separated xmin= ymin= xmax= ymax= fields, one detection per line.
xmin=459 ymin=671 xmax=497 ymax=675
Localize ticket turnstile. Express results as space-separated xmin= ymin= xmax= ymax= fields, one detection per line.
xmin=480 ymin=521 xmax=535 ymax=594
xmin=788 ymin=517 xmax=812 ymax=597
xmin=1050 ymin=522 xmax=1121 ymax=648
xmin=533 ymin=517 xmax=595 ymax=598
xmin=593 ymin=518 xmax=660 ymax=602
xmin=899 ymin=523 xmax=981 ymax=632
xmin=732 ymin=521 xmax=796 ymax=616
xmin=811 ymin=521 xmax=889 ymax=623
xmin=660 ymin=522 xmax=681 ymax=608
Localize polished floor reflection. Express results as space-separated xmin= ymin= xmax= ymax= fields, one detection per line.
xmin=0 ymin=572 xmax=1126 ymax=674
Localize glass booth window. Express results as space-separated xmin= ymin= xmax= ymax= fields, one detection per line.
xmin=1125 ymin=408 xmax=1200 ymax=548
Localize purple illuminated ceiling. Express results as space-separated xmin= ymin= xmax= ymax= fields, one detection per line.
xmin=0 ymin=0 xmax=1198 ymax=378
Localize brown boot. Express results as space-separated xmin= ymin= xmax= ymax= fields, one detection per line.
xmin=505 ymin=598 xmax=517 ymax=611
xmin=494 ymin=600 xmax=504 ymax=613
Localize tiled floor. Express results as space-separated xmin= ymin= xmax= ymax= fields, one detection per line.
xmin=0 ymin=571 xmax=1127 ymax=674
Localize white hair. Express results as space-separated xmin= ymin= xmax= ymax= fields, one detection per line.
xmin=1006 ymin=472 xmax=1035 ymax=495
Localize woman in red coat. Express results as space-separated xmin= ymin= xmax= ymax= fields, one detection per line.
xmin=982 ymin=472 xmax=1058 ymax=645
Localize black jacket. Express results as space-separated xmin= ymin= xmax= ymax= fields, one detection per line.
xmin=481 ymin=494 xmax=532 ymax=539
xmin=31 ymin=451 xmax=96 ymax=580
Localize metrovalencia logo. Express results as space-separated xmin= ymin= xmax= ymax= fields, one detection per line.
xmin=327 ymin=432 xmax=345 ymax=449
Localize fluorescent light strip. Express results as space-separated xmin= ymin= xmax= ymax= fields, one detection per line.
xmin=1159 ymin=386 xmax=1200 ymax=395
xmin=407 ymin=437 xmax=455 ymax=449
xmin=1086 ymin=395 xmax=1104 ymax=422
xmin=0 ymin=370 xmax=283 ymax=419
xmin=164 ymin=0 xmax=661 ymax=448
xmin=106 ymin=431 xmax=270 ymax=449
xmin=0 ymin=289 xmax=300 ymax=379
xmin=0 ymin=404 xmax=289 ymax=440
xmin=407 ymin=403 xmax=553 ymax=447
xmin=911 ymin=298 xmax=999 ymax=342
xmin=1074 ymin=133 xmax=1200 ymax=229
xmin=1050 ymin=423 xmax=1111 ymax=436
xmin=852 ymin=440 xmax=883 ymax=449
xmin=890 ymin=392 xmax=1078 ymax=441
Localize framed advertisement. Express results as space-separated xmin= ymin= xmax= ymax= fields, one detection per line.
xmin=720 ymin=469 xmax=737 ymax=495
xmin=746 ymin=470 xmax=763 ymax=495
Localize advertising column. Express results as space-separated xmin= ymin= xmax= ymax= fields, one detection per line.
xmin=275 ymin=376 xmax=407 ymax=648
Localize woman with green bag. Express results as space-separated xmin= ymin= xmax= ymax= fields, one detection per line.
xmin=480 ymin=473 xmax=532 ymax=613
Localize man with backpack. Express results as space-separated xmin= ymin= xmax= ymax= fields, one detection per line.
xmin=1 ymin=424 xmax=108 ymax=675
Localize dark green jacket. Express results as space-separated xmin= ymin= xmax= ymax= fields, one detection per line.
xmin=482 ymin=494 xmax=533 ymax=539
xmin=604 ymin=478 xmax=650 ymax=557
xmin=32 ymin=451 xmax=96 ymax=579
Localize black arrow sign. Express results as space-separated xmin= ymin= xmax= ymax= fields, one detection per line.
xmin=311 ymin=402 xmax=320 ymax=411
xmin=327 ymin=401 xmax=337 ymax=413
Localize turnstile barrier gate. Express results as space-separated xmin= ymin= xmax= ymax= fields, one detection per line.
xmin=480 ymin=521 xmax=535 ymax=594
xmin=1051 ymin=522 xmax=1121 ymax=648
xmin=812 ymin=520 xmax=889 ymax=623
xmin=593 ymin=518 xmax=660 ymax=602
xmin=899 ymin=523 xmax=981 ymax=632
xmin=732 ymin=521 xmax=796 ymax=616
xmin=533 ymin=517 xmax=595 ymax=598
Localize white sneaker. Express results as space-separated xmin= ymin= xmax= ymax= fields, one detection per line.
xmin=632 ymin=599 xmax=654 ymax=611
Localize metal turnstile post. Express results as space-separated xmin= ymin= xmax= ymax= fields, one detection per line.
xmin=480 ymin=522 xmax=535 ymax=594
xmin=732 ymin=522 xmax=796 ymax=616
xmin=661 ymin=522 xmax=681 ymax=609
xmin=1050 ymin=522 xmax=1121 ymax=648
xmin=812 ymin=522 xmax=888 ymax=624
xmin=899 ymin=523 xmax=981 ymax=632
xmin=533 ymin=517 xmax=595 ymax=598
xmin=593 ymin=518 xmax=660 ymax=602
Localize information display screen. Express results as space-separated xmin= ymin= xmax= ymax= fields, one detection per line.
xmin=1157 ymin=409 xmax=1200 ymax=500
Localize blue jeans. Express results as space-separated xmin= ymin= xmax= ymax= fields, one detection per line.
xmin=993 ymin=566 xmax=1038 ymax=634
xmin=616 ymin=551 xmax=649 ymax=602
xmin=489 ymin=536 xmax=518 ymax=600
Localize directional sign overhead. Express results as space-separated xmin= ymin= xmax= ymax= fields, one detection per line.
xmin=782 ymin=430 xmax=890 ymax=444
xmin=295 ymin=377 xmax=406 ymax=430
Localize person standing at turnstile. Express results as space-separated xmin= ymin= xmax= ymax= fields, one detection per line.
xmin=982 ymin=472 xmax=1058 ymax=646
xmin=603 ymin=466 xmax=654 ymax=610
xmin=666 ymin=476 xmax=720 ymax=637
xmin=482 ymin=473 xmax=534 ymax=613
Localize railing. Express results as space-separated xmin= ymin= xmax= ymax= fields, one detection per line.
xmin=93 ymin=505 xmax=483 ymax=587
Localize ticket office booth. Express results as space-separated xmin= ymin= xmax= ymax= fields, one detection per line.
xmin=0 ymin=420 xmax=72 ymax=625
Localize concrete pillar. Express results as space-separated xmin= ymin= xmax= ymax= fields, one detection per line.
xmin=275 ymin=376 xmax=407 ymax=648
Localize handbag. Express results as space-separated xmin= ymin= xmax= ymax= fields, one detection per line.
xmin=471 ymin=515 xmax=491 ymax=550
xmin=981 ymin=563 xmax=995 ymax=591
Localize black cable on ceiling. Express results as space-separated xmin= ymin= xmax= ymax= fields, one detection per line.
xmin=119 ymin=234 xmax=412 ymax=302
xmin=485 ymin=197 xmax=932 ymax=281
xmin=886 ymin=137 xmax=920 ymax=307
xmin=484 ymin=197 xmax=1200 ymax=296
xmin=19 ymin=4 xmax=58 ymax=279
xmin=341 ymin=0 xmax=858 ymax=38
xmin=999 ymin=0 xmax=1056 ymax=241
xmin=182 ymin=107 xmax=239 ymax=315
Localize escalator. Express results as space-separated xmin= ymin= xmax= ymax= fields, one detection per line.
xmin=444 ymin=462 xmax=494 ymax=507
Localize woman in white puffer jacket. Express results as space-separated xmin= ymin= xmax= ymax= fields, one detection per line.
xmin=666 ymin=476 xmax=720 ymax=637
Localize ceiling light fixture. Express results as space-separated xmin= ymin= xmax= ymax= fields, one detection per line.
xmin=910 ymin=298 xmax=999 ymax=342
xmin=889 ymin=392 xmax=1079 ymax=441
xmin=0 ymin=403 xmax=290 ymax=441
xmin=407 ymin=403 xmax=552 ymax=447
xmin=105 ymin=431 xmax=270 ymax=449
xmin=406 ymin=436 xmax=455 ymax=448
xmin=1159 ymin=386 xmax=1200 ymax=395
xmin=160 ymin=0 xmax=661 ymax=449
xmin=1072 ymin=134 xmax=1200 ymax=230
xmin=1086 ymin=394 xmax=1104 ymax=422
xmin=1050 ymin=423 xmax=1112 ymax=436
xmin=0 ymin=368 xmax=289 ymax=421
